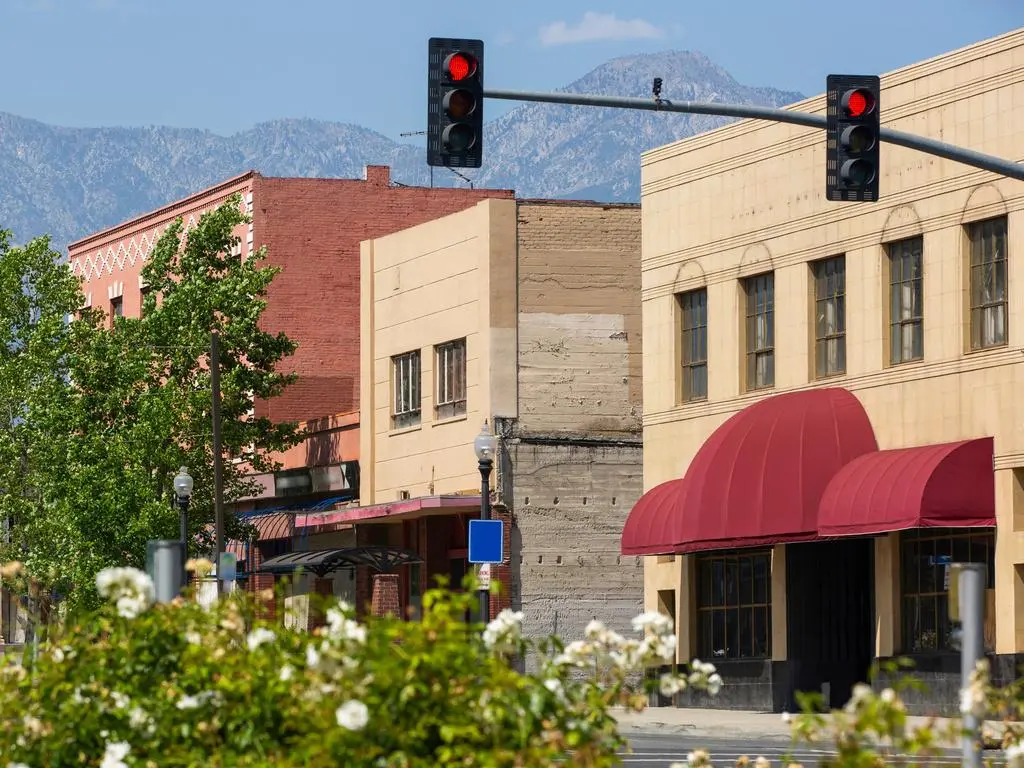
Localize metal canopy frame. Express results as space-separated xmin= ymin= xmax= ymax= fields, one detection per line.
xmin=258 ymin=546 xmax=423 ymax=578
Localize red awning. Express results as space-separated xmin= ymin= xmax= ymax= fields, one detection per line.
xmin=621 ymin=479 xmax=688 ymax=555
xmin=817 ymin=437 xmax=996 ymax=536
xmin=672 ymin=387 xmax=878 ymax=552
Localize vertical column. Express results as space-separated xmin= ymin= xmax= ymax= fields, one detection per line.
xmin=308 ymin=577 xmax=335 ymax=631
xmin=770 ymin=544 xmax=788 ymax=662
xmin=372 ymin=573 xmax=401 ymax=617
xmin=246 ymin=544 xmax=277 ymax=622
xmin=873 ymin=534 xmax=900 ymax=658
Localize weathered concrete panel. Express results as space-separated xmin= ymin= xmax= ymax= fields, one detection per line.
xmin=509 ymin=440 xmax=644 ymax=671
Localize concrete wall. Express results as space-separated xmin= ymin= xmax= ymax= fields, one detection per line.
xmin=639 ymin=28 xmax=1024 ymax=658
xmin=509 ymin=200 xmax=645 ymax=661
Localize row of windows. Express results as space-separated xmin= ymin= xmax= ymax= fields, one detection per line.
xmin=693 ymin=528 xmax=995 ymax=660
xmin=391 ymin=338 xmax=467 ymax=429
xmin=678 ymin=216 xmax=1009 ymax=402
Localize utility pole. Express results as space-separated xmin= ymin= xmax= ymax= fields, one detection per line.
xmin=210 ymin=331 xmax=225 ymax=595
xmin=951 ymin=563 xmax=986 ymax=768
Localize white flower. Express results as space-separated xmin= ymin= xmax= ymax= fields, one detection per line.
xmin=641 ymin=632 xmax=676 ymax=663
xmin=8 ymin=763 xmax=31 ymax=768
xmin=781 ymin=711 xmax=792 ymax=723
xmin=176 ymin=691 xmax=216 ymax=710
xmin=482 ymin=608 xmax=524 ymax=654
xmin=128 ymin=706 xmax=154 ymax=733
xmin=99 ymin=741 xmax=131 ymax=768
xmin=324 ymin=609 xmax=366 ymax=645
xmin=110 ymin=691 xmax=130 ymax=710
xmin=185 ymin=630 xmax=202 ymax=645
xmin=246 ymin=627 xmax=276 ymax=651
xmin=335 ymin=700 xmax=369 ymax=731
xmin=543 ymin=677 xmax=563 ymax=697
xmin=51 ymin=646 xmax=65 ymax=663
xmin=690 ymin=658 xmax=717 ymax=676
xmin=1005 ymin=741 xmax=1024 ymax=768
xmin=96 ymin=567 xmax=155 ymax=619
xmin=553 ymin=639 xmax=591 ymax=668
xmin=632 ymin=610 xmax=674 ymax=636
xmin=755 ymin=758 xmax=771 ymax=768
xmin=687 ymin=748 xmax=711 ymax=767
xmin=279 ymin=664 xmax=294 ymax=682
xmin=584 ymin=619 xmax=606 ymax=639
xmin=659 ymin=672 xmax=685 ymax=697
xmin=880 ymin=687 xmax=897 ymax=704
xmin=706 ymin=672 xmax=723 ymax=696
xmin=305 ymin=644 xmax=321 ymax=669
xmin=960 ymin=684 xmax=987 ymax=720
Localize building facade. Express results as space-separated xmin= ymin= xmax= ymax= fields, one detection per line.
xmin=290 ymin=197 xmax=645 ymax=649
xmin=625 ymin=28 xmax=1024 ymax=714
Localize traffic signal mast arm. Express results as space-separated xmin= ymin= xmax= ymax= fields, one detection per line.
xmin=481 ymin=87 xmax=1024 ymax=183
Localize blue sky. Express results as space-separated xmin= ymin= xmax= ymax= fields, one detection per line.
xmin=1 ymin=0 xmax=1019 ymax=140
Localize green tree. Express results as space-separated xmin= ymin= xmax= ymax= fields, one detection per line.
xmin=1 ymin=197 xmax=301 ymax=612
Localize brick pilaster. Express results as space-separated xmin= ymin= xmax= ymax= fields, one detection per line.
xmin=371 ymin=573 xmax=401 ymax=617
xmin=489 ymin=506 xmax=513 ymax=618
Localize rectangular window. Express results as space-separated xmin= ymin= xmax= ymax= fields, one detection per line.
xmin=743 ymin=273 xmax=775 ymax=390
xmin=695 ymin=550 xmax=772 ymax=660
xmin=110 ymin=296 xmax=123 ymax=319
xmin=812 ymin=256 xmax=846 ymax=378
xmin=391 ymin=350 xmax=421 ymax=429
xmin=900 ymin=528 xmax=995 ymax=653
xmin=678 ymin=289 xmax=708 ymax=402
xmin=435 ymin=338 xmax=467 ymax=420
xmin=968 ymin=216 xmax=1008 ymax=350
xmin=888 ymin=236 xmax=924 ymax=364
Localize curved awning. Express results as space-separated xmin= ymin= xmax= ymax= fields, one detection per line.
xmin=669 ymin=387 xmax=877 ymax=553
xmin=259 ymin=546 xmax=423 ymax=577
xmin=621 ymin=479 xmax=688 ymax=556
xmin=818 ymin=437 xmax=996 ymax=536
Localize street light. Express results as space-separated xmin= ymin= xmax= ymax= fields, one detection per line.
xmin=173 ymin=466 xmax=194 ymax=578
xmin=473 ymin=420 xmax=497 ymax=623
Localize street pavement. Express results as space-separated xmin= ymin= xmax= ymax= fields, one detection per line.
xmin=619 ymin=732 xmax=988 ymax=767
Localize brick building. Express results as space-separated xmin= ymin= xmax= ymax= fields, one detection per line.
xmin=66 ymin=167 xmax=514 ymax=619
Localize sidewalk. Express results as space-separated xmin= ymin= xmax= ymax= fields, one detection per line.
xmin=614 ymin=705 xmax=1010 ymax=747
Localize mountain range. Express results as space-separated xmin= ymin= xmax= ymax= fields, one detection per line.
xmin=0 ymin=50 xmax=803 ymax=248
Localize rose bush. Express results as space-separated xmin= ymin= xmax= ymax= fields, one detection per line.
xmin=0 ymin=561 xmax=720 ymax=767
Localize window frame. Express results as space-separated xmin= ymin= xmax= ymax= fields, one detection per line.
xmin=435 ymin=338 xmax=467 ymax=420
xmin=811 ymin=255 xmax=846 ymax=379
xmin=110 ymin=295 xmax=124 ymax=319
xmin=743 ymin=272 xmax=775 ymax=391
xmin=899 ymin=527 xmax=995 ymax=654
xmin=887 ymin=236 xmax=924 ymax=365
xmin=678 ymin=288 xmax=708 ymax=403
xmin=695 ymin=549 xmax=772 ymax=661
xmin=391 ymin=350 xmax=422 ymax=429
xmin=967 ymin=216 xmax=1008 ymax=351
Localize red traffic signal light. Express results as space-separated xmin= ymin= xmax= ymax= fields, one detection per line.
xmin=841 ymin=88 xmax=876 ymax=118
xmin=444 ymin=52 xmax=477 ymax=82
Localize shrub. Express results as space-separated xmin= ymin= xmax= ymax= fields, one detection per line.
xmin=0 ymin=561 xmax=719 ymax=767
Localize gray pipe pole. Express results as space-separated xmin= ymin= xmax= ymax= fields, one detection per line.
xmin=482 ymin=89 xmax=1024 ymax=183
xmin=147 ymin=539 xmax=184 ymax=603
xmin=958 ymin=563 xmax=986 ymax=768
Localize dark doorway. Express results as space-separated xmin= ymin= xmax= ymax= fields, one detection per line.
xmin=785 ymin=538 xmax=875 ymax=711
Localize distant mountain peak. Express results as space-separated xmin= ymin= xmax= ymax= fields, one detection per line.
xmin=0 ymin=51 xmax=804 ymax=247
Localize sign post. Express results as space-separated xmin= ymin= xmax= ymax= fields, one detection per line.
xmin=468 ymin=518 xmax=503 ymax=623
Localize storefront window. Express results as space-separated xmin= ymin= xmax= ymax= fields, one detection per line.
xmin=695 ymin=550 xmax=771 ymax=660
xmin=900 ymin=528 xmax=995 ymax=653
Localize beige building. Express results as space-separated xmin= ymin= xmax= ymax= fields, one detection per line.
xmin=311 ymin=197 xmax=644 ymax=654
xmin=625 ymin=28 xmax=1024 ymax=713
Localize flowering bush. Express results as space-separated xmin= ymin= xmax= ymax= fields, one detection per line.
xmin=0 ymin=561 xmax=720 ymax=767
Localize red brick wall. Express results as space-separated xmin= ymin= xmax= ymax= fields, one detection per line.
xmin=371 ymin=573 xmax=401 ymax=617
xmin=489 ymin=506 xmax=513 ymax=618
xmin=251 ymin=168 xmax=514 ymax=424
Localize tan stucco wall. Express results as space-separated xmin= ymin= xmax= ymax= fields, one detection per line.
xmin=640 ymin=28 xmax=1024 ymax=656
xmin=359 ymin=198 xmax=518 ymax=505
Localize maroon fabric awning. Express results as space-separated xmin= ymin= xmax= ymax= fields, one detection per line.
xmin=818 ymin=437 xmax=996 ymax=536
xmin=671 ymin=387 xmax=878 ymax=552
xmin=620 ymin=479 xmax=687 ymax=556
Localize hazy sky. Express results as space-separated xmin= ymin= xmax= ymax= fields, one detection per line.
xmin=1 ymin=0 xmax=1020 ymax=139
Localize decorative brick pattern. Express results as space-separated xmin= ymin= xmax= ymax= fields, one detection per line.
xmin=371 ymin=573 xmax=401 ymax=617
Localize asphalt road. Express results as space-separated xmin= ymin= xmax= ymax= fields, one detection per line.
xmin=619 ymin=732 xmax=991 ymax=767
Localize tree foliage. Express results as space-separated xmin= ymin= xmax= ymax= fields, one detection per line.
xmin=0 ymin=198 xmax=300 ymax=610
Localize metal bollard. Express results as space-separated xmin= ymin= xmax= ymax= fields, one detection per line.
xmin=146 ymin=539 xmax=184 ymax=603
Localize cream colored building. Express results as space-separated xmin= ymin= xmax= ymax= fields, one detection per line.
xmin=342 ymin=197 xmax=645 ymax=656
xmin=625 ymin=28 xmax=1024 ymax=714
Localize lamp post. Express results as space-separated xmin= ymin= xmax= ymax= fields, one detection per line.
xmin=473 ymin=420 xmax=497 ymax=624
xmin=173 ymin=466 xmax=194 ymax=586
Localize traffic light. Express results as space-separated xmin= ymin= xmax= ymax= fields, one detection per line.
xmin=428 ymin=37 xmax=484 ymax=169
xmin=826 ymin=74 xmax=881 ymax=202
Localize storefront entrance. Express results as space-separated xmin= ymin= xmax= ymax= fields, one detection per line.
xmin=785 ymin=537 xmax=875 ymax=710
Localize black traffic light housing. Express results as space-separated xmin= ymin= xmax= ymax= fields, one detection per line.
xmin=428 ymin=37 xmax=484 ymax=169
xmin=826 ymin=74 xmax=881 ymax=202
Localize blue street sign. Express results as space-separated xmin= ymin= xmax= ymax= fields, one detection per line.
xmin=468 ymin=519 xmax=504 ymax=564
